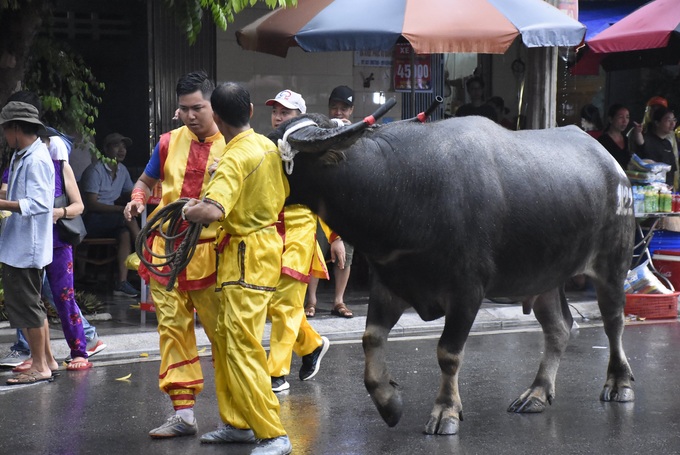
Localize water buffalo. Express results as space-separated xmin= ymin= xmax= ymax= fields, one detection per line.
xmin=272 ymin=106 xmax=635 ymax=435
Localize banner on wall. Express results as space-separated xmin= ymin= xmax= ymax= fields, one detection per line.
xmin=393 ymin=43 xmax=432 ymax=93
xmin=354 ymin=50 xmax=392 ymax=67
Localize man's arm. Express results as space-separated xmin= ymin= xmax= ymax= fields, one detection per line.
xmin=124 ymin=173 xmax=158 ymax=221
xmin=183 ymin=198 xmax=224 ymax=225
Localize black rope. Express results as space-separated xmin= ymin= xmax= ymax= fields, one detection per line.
xmin=136 ymin=198 xmax=203 ymax=291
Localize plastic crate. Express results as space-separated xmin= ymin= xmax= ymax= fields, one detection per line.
xmin=625 ymin=292 xmax=679 ymax=319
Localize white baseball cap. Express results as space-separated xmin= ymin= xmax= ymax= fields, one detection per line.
xmin=266 ymin=90 xmax=307 ymax=114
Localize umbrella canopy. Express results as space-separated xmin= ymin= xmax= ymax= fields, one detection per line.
xmin=586 ymin=0 xmax=680 ymax=70
xmin=236 ymin=0 xmax=586 ymax=57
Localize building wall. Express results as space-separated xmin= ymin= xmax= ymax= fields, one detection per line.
xmin=215 ymin=6 xmax=420 ymax=132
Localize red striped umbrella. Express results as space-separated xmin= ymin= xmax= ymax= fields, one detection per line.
xmin=236 ymin=0 xmax=585 ymax=57
xmin=587 ymin=0 xmax=680 ymax=70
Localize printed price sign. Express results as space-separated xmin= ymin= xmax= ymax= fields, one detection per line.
xmin=393 ymin=43 xmax=432 ymax=92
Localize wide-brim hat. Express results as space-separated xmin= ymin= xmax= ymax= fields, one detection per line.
xmin=102 ymin=132 xmax=132 ymax=149
xmin=0 ymin=101 xmax=47 ymax=134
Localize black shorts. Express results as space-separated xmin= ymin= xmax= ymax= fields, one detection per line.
xmin=2 ymin=265 xmax=46 ymax=328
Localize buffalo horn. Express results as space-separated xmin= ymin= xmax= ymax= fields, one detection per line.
xmin=287 ymin=98 xmax=397 ymax=153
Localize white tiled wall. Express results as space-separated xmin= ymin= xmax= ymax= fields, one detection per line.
xmin=216 ymin=5 xmax=403 ymax=133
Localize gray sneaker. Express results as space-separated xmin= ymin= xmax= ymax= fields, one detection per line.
xmin=200 ymin=423 xmax=256 ymax=444
xmin=299 ymin=336 xmax=330 ymax=381
xmin=113 ymin=280 xmax=139 ymax=297
xmin=271 ymin=376 xmax=290 ymax=393
xmin=0 ymin=350 xmax=30 ymax=367
xmin=148 ymin=415 xmax=197 ymax=438
xmin=251 ymin=435 xmax=292 ymax=455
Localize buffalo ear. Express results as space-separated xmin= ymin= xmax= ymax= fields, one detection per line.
xmin=320 ymin=149 xmax=346 ymax=165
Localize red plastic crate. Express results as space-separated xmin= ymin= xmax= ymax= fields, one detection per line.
xmin=625 ymin=292 xmax=679 ymax=319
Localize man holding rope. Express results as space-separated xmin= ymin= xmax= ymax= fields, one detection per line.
xmin=124 ymin=71 xmax=224 ymax=439
xmin=182 ymin=82 xmax=292 ymax=455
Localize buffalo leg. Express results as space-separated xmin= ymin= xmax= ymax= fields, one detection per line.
xmin=595 ymin=279 xmax=635 ymax=402
xmin=423 ymin=293 xmax=482 ymax=435
xmin=363 ymin=279 xmax=409 ymax=427
xmin=508 ymin=288 xmax=572 ymax=413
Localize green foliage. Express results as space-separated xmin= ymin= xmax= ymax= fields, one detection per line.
xmin=75 ymin=290 xmax=105 ymax=315
xmin=23 ymin=37 xmax=114 ymax=165
xmin=166 ymin=0 xmax=297 ymax=45
xmin=0 ymin=0 xmax=23 ymax=9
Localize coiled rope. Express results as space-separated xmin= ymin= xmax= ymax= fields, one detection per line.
xmin=135 ymin=198 xmax=203 ymax=291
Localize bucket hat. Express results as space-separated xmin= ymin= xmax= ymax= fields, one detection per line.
xmin=102 ymin=132 xmax=132 ymax=149
xmin=0 ymin=101 xmax=47 ymax=134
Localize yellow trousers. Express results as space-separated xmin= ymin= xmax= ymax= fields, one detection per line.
xmin=267 ymin=274 xmax=323 ymax=377
xmin=151 ymin=282 xmax=219 ymax=410
xmin=214 ymin=285 xmax=286 ymax=439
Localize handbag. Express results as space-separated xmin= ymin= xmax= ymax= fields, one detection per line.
xmin=54 ymin=161 xmax=87 ymax=246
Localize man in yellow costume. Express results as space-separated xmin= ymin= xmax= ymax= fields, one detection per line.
xmin=124 ymin=71 xmax=224 ymax=438
xmin=183 ymin=82 xmax=292 ymax=455
xmin=265 ymin=89 xmax=339 ymax=392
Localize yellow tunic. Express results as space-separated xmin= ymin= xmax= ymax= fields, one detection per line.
xmin=142 ymin=126 xmax=226 ymax=290
xmin=144 ymin=126 xmax=225 ymax=410
xmin=204 ymin=129 xmax=289 ymax=438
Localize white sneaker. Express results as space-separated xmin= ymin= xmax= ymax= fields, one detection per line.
xmin=251 ymin=435 xmax=292 ymax=455
xmin=271 ymin=376 xmax=290 ymax=393
xmin=148 ymin=415 xmax=197 ymax=438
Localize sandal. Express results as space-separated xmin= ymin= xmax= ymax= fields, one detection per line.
xmin=304 ymin=302 xmax=317 ymax=318
xmin=331 ymin=303 xmax=354 ymax=319
xmin=6 ymin=371 xmax=55 ymax=385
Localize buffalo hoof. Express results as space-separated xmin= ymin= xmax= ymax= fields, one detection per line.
xmin=424 ymin=414 xmax=461 ymax=435
xmin=507 ymin=396 xmax=547 ymax=413
xmin=427 ymin=416 xmax=459 ymax=435
xmin=370 ymin=385 xmax=403 ymax=427
xmin=600 ymin=386 xmax=634 ymax=402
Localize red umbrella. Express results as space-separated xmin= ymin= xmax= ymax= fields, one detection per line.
xmin=586 ymin=0 xmax=680 ymax=70
xmin=236 ymin=0 xmax=585 ymax=58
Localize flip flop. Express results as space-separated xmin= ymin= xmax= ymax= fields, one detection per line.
xmin=67 ymin=360 xmax=93 ymax=371
xmin=331 ymin=303 xmax=354 ymax=318
xmin=6 ymin=371 xmax=55 ymax=385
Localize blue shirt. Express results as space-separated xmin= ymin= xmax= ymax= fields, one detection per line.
xmin=80 ymin=160 xmax=134 ymax=205
xmin=0 ymin=138 xmax=55 ymax=268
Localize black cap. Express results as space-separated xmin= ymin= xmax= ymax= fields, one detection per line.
xmin=329 ymin=85 xmax=354 ymax=107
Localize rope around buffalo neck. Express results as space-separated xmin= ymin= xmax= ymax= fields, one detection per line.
xmin=277 ymin=119 xmax=317 ymax=175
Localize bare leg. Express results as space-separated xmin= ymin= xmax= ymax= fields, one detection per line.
xmin=333 ymin=264 xmax=351 ymax=306
xmin=24 ymin=320 xmax=52 ymax=376
xmin=117 ymin=229 xmax=131 ymax=283
xmin=305 ymin=277 xmax=319 ymax=316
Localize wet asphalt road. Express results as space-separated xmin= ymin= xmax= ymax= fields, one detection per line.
xmin=1 ymin=321 xmax=679 ymax=455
